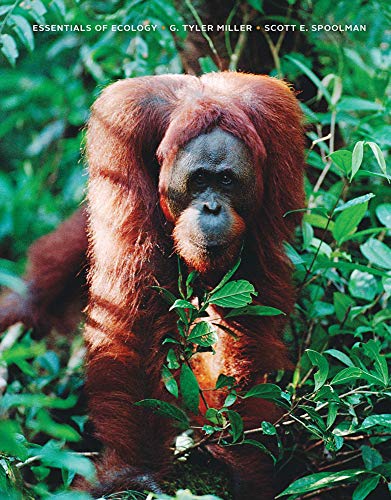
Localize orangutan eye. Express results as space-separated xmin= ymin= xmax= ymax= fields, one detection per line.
xmin=194 ymin=171 xmax=207 ymax=187
xmin=220 ymin=173 xmax=233 ymax=185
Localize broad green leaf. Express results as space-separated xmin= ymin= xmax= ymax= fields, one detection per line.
xmin=304 ymin=213 xmax=334 ymax=230
xmin=351 ymin=141 xmax=364 ymax=181
xmin=334 ymin=193 xmax=375 ymax=213
xmin=169 ymin=299 xmax=197 ymax=311
xmin=261 ymin=421 xmax=277 ymax=435
xmin=226 ymin=410 xmax=243 ymax=443
xmin=352 ymin=475 xmax=380 ymax=500
xmin=215 ymin=374 xmax=236 ymax=390
xmin=0 ymin=34 xmax=18 ymax=66
xmin=134 ymin=399 xmax=189 ymax=425
xmin=361 ymin=445 xmax=382 ymax=470
xmin=9 ymin=14 xmax=34 ymax=51
xmin=188 ymin=321 xmax=218 ymax=347
xmin=366 ymin=142 xmax=387 ymax=177
xmin=243 ymin=384 xmax=290 ymax=409
xmin=330 ymin=367 xmax=363 ymax=385
xmin=338 ymin=97 xmax=384 ymax=112
xmin=348 ymin=270 xmax=378 ymax=301
xmin=30 ymin=410 xmax=81 ymax=442
xmin=225 ymin=305 xmax=285 ymax=318
xmin=332 ymin=202 xmax=367 ymax=244
xmin=324 ymin=349 xmax=354 ymax=367
xmin=162 ymin=365 xmax=178 ymax=398
xmin=360 ymin=239 xmax=391 ymax=269
xmin=360 ymin=414 xmax=391 ymax=430
xmin=276 ymin=469 xmax=367 ymax=497
xmin=0 ymin=420 xmax=28 ymax=460
xmin=39 ymin=441 xmax=95 ymax=481
xmin=317 ymin=257 xmax=390 ymax=278
xmin=329 ymin=149 xmax=352 ymax=175
xmin=307 ymin=350 xmax=329 ymax=391
xmin=205 ymin=408 xmax=225 ymax=426
xmin=180 ymin=364 xmax=199 ymax=414
xmin=376 ymin=203 xmax=391 ymax=227
xmin=209 ymin=280 xmax=257 ymax=308
xmin=284 ymin=242 xmax=306 ymax=266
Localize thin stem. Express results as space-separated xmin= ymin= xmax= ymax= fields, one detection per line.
xmin=184 ymin=0 xmax=222 ymax=70
xmin=229 ymin=7 xmax=252 ymax=71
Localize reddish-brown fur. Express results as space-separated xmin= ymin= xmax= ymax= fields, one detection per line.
xmin=0 ymin=72 xmax=305 ymax=498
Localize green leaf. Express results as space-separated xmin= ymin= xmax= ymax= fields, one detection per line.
xmin=0 ymin=34 xmax=18 ymax=66
xmin=162 ymin=365 xmax=178 ymax=398
xmin=333 ymin=292 xmax=355 ymax=322
xmin=304 ymin=213 xmax=334 ymax=230
xmin=332 ymin=202 xmax=367 ymax=244
xmin=338 ymin=97 xmax=384 ymax=112
xmin=307 ymin=350 xmax=329 ymax=391
xmin=134 ymin=399 xmax=189 ymax=425
xmin=360 ymin=414 xmax=391 ymax=430
xmin=151 ymin=286 xmax=177 ymax=305
xmin=169 ymin=299 xmax=197 ymax=311
xmin=334 ymin=193 xmax=375 ymax=213
xmin=330 ymin=367 xmax=363 ymax=385
xmin=376 ymin=204 xmax=391 ymax=227
xmin=39 ymin=441 xmax=95 ymax=481
xmin=188 ymin=321 xmax=218 ymax=347
xmin=9 ymin=14 xmax=34 ymax=51
xmin=351 ymin=141 xmax=365 ymax=181
xmin=242 ymin=439 xmax=276 ymax=463
xmin=361 ymin=445 xmax=382 ymax=470
xmin=285 ymin=55 xmax=332 ymax=104
xmin=180 ymin=364 xmax=199 ymax=414
xmin=352 ymin=475 xmax=380 ymax=500
xmin=329 ymin=149 xmax=352 ymax=175
xmin=215 ymin=374 xmax=236 ymax=390
xmin=247 ymin=0 xmax=263 ymax=12
xmin=317 ymin=257 xmax=390 ymax=278
xmin=223 ymin=392 xmax=237 ymax=407
xmin=348 ymin=270 xmax=378 ymax=301
xmin=1 ymin=393 xmax=77 ymax=410
xmin=366 ymin=142 xmax=388 ymax=178
xmin=167 ymin=348 xmax=180 ymax=370
xmin=284 ymin=242 xmax=306 ymax=265
xmin=243 ymin=383 xmax=290 ymax=409
xmin=360 ymin=239 xmax=391 ymax=269
xmin=30 ymin=409 xmax=81 ymax=442
xmin=226 ymin=410 xmax=243 ymax=443
xmin=209 ymin=280 xmax=257 ymax=308
xmin=199 ymin=56 xmax=219 ymax=73
xmin=276 ymin=469 xmax=368 ymax=497
xmin=261 ymin=421 xmax=277 ymax=436
xmin=324 ymin=349 xmax=354 ymax=367
xmin=225 ymin=305 xmax=285 ymax=318
xmin=205 ymin=408 xmax=225 ymax=426
xmin=210 ymin=258 xmax=241 ymax=294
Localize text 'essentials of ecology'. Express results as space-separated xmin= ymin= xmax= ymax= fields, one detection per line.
xmin=32 ymin=23 xmax=368 ymax=33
